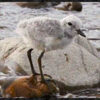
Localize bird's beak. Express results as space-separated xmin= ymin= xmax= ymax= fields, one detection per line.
xmin=77 ymin=29 xmax=86 ymax=37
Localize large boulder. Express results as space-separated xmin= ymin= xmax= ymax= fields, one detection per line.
xmin=0 ymin=36 xmax=100 ymax=94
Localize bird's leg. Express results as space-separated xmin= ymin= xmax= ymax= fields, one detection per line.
xmin=27 ymin=48 xmax=37 ymax=75
xmin=38 ymin=50 xmax=58 ymax=93
xmin=38 ymin=50 xmax=45 ymax=83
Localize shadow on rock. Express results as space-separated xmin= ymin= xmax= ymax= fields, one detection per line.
xmin=55 ymin=80 xmax=100 ymax=95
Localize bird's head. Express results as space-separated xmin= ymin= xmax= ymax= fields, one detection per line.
xmin=61 ymin=14 xmax=86 ymax=38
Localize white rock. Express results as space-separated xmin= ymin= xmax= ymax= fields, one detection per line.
xmin=74 ymin=35 xmax=100 ymax=58
xmin=0 ymin=36 xmax=99 ymax=88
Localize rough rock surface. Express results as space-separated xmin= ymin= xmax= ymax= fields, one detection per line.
xmin=0 ymin=36 xmax=100 ymax=92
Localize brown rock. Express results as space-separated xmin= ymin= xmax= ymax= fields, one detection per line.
xmin=2 ymin=75 xmax=58 ymax=97
xmin=16 ymin=2 xmax=59 ymax=8
xmin=16 ymin=2 xmax=44 ymax=8
xmin=54 ymin=2 xmax=82 ymax=12
xmin=69 ymin=2 xmax=82 ymax=11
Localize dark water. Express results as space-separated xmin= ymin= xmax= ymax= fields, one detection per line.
xmin=0 ymin=2 xmax=100 ymax=98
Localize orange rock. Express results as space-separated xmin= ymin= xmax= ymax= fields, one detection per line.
xmin=3 ymin=75 xmax=58 ymax=98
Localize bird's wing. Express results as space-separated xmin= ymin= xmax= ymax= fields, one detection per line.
xmin=15 ymin=17 xmax=63 ymax=45
xmin=27 ymin=17 xmax=63 ymax=41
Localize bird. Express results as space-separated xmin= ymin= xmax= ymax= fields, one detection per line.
xmin=16 ymin=16 xmax=65 ymax=83
xmin=15 ymin=14 xmax=86 ymax=83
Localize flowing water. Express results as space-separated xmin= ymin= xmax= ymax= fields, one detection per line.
xmin=0 ymin=2 xmax=100 ymax=98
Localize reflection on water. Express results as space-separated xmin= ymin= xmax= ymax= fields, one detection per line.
xmin=0 ymin=2 xmax=100 ymax=98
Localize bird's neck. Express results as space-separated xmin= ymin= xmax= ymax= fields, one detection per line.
xmin=64 ymin=32 xmax=73 ymax=39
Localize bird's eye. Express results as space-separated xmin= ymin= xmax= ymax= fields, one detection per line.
xmin=68 ymin=22 xmax=72 ymax=26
